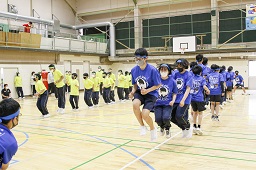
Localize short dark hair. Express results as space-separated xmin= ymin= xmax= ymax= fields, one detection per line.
xmin=228 ymin=66 xmax=233 ymax=72
xmin=134 ymin=48 xmax=148 ymax=57
xmin=35 ymin=73 xmax=41 ymax=80
xmin=190 ymin=62 xmax=198 ymax=69
xmin=196 ymin=54 xmax=204 ymax=62
xmin=0 ymin=99 xmax=20 ymax=124
xmin=211 ymin=64 xmax=220 ymax=71
xmin=72 ymin=73 xmax=78 ymax=78
xmin=175 ymin=58 xmax=189 ymax=69
xmin=92 ymin=71 xmax=96 ymax=74
xmin=83 ymin=73 xmax=89 ymax=77
xmin=48 ymin=64 xmax=55 ymax=68
xmin=16 ymin=72 xmax=20 ymax=76
xmin=158 ymin=63 xmax=172 ymax=75
xmin=102 ymin=72 xmax=107 ymax=76
xmin=4 ymin=84 xmax=8 ymax=87
xmin=192 ymin=65 xmax=202 ymax=75
xmin=202 ymin=57 xmax=208 ymax=65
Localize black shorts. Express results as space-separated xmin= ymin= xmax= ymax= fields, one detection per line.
xmin=133 ymin=90 xmax=157 ymax=111
xmin=235 ymin=84 xmax=244 ymax=87
xmin=191 ymin=101 xmax=206 ymax=112
xmin=210 ymin=95 xmax=221 ymax=102
xmin=227 ymin=86 xmax=232 ymax=91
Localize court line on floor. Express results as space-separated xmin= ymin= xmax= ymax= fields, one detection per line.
xmin=119 ymin=113 xmax=211 ymax=170
xmin=15 ymin=125 xmax=155 ymax=170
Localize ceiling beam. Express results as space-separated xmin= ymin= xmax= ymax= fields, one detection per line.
xmin=64 ymin=0 xmax=76 ymax=15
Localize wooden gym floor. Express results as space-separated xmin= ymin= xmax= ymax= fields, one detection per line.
xmin=8 ymin=90 xmax=256 ymax=170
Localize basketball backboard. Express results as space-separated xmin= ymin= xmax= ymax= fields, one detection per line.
xmin=172 ymin=36 xmax=196 ymax=53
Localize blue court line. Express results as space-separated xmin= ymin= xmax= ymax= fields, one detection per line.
xmin=23 ymin=123 xmax=155 ymax=170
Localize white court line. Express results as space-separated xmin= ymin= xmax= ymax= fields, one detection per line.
xmin=120 ymin=112 xmax=211 ymax=170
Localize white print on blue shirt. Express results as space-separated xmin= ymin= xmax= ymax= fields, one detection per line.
xmin=135 ymin=76 xmax=148 ymax=89
xmin=208 ymin=76 xmax=219 ymax=89
xmin=158 ymin=85 xmax=170 ymax=101
xmin=176 ymin=78 xmax=184 ymax=94
xmin=190 ymin=80 xmax=201 ymax=94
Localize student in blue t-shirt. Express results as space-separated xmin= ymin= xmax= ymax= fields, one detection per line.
xmin=171 ymin=58 xmax=193 ymax=138
xmin=190 ymin=66 xmax=210 ymax=136
xmin=227 ymin=66 xmax=234 ymax=101
xmin=202 ymin=57 xmax=211 ymax=105
xmin=196 ymin=54 xmax=208 ymax=77
xmin=206 ymin=64 xmax=225 ymax=121
xmin=220 ymin=66 xmax=228 ymax=107
xmin=233 ymin=70 xmax=247 ymax=95
xmin=154 ymin=64 xmax=177 ymax=139
xmin=0 ymin=98 xmax=21 ymax=170
xmin=129 ymin=48 xmax=161 ymax=142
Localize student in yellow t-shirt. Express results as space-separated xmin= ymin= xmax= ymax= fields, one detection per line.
xmin=69 ymin=73 xmax=79 ymax=111
xmin=96 ymin=66 xmax=104 ymax=95
xmin=83 ymin=73 xmax=94 ymax=108
xmin=117 ymin=70 xmax=125 ymax=101
xmin=48 ymin=64 xmax=65 ymax=114
xmin=65 ymin=71 xmax=72 ymax=93
xmin=34 ymin=74 xmax=50 ymax=118
xmin=108 ymin=68 xmax=116 ymax=103
xmin=14 ymin=72 xmax=25 ymax=99
xmin=91 ymin=71 xmax=100 ymax=106
xmin=129 ymin=72 xmax=133 ymax=93
xmin=124 ymin=71 xmax=130 ymax=100
xmin=102 ymin=72 xmax=111 ymax=104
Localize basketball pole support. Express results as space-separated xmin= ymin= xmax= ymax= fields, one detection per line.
xmin=217 ymin=29 xmax=246 ymax=49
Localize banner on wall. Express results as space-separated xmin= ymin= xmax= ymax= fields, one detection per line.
xmin=246 ymin=4 xmax=256 ymax=30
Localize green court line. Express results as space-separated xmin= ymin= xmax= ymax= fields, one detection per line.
xmin=19 ymin=128 xmax=256 ymax=156
xmin=204 ymin=130 xmax=256 ymax=136
xmin=123 ymin=145 xmax=256 ymax=163
xmin=70 ymin=140 xmax=132 ymax=170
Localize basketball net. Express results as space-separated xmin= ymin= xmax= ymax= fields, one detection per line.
xmin=180 ymin=48 xmax=185 ymax=54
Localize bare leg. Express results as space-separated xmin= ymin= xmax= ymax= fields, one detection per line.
xmin=141 ymin=109 xmax=155 ymax=130
xmin=132 ymin=99 xmax=144 ymax=126
xmin=233 ymin=86 xmax=237 ymax=93
xmin=198 ymin=112 xmax=203 ymax=126
xmin=242 ymin=87 xmax=246 ymax=93
xmin=193 ymin=111 xmax=198 ymax=125
xmin=215 ymin=102 xmax=220 ymax=116
xmin=211 ymin=102 xmax=215 ymax=115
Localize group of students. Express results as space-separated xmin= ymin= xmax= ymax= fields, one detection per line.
xmin=129 ymin=48 xmax=246 ymax=142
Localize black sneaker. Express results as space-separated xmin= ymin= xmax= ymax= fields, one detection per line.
xmin=166 ymin=130 xmax=171 ymax=138
xmin=215 ymin=115 xmax=219 ymax=121
xmin=211 ymin=115 xmax=215 ymax=120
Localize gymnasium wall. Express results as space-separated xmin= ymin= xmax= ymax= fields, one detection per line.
xmin=0 ymin=0 xmax=76 ymax=33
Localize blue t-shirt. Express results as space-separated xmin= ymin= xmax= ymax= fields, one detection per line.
xmin=230 ymin=71 xmax=235 ymax=81
xmin=198 ymin=64 xmax=209 ymax=76
xmin=155 ymin=76 xmax=178 ymax=106
xmin=190 ymin=75 xmax=207 ymax=102
xmin=235 ymin=75 xmax=243 ymax=85
xmin=0 ymin=124 xmax=18 ymax=168
xmin=173 ymin=71 xmax=193 ymax=104
xmin=131 ymin=64 xmax=161 ymax=97
xmin=220 ymin=71 xmax=227 ymax=82
xmin=226 ymin=72 xmax=232 ymax=87
xmin=207 ymin=72 xmax=224 ymax=95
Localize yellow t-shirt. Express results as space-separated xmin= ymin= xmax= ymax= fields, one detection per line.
xmin=14 ymin=76 xmax=22 ymax=87
xmin=103 ymin=78 xmax=111 ymax=88
xmin=83 ymin=78 xmax=94 ymax=89
xmin=35 ymin=80 xmax=47 ymax=94
xmin=118 ymin=74 xmax=125 ymax=88
xmin=65 ymin=74 xmax=72 ymax=86
xmin=96 ymin=71 xmax=103 ymax=82
xmin=129 ymin=74 xmax=133 ymax=87
xmin=70 ymin=79 xmax=79 ymax=96
xmin=91 ymin=77 xmax=100 ymax=92
xmin=124 ymin=75 xmax=130 ymax=88
xmin=109 ymin=73 xmax=116 ymax=81
xmin=53 ymin=69 xmax=65 ymax=88
xmin=109 ymin=78 xmax=115 ymax=90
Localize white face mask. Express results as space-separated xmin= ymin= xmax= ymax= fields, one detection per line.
xmin=98 ymin=69 xmax=101 ymax=71
xmin=50 ymin=70 xmax=54 ymax=73
xmin=92 ymin=74 xmax=95 ymax=77
xmin=160 ymin=71 xmax=168 ymax=78
xmin=136 ymin=60 xmax=144 ymax=67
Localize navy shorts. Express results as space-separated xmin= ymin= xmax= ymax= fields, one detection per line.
xmin=235 ymin=83 xmax=244 ymax=87
xmin=133 ymin=90 xmax=157 ymax=111
xmin=227 ymin=86 xmax=232 ymax=91
xmin=191 ymin=101 xmax=206 ymax=112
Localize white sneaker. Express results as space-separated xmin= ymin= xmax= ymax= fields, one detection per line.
xmin=182 ymin=128 xmax=193 ymax=138
xmin=140 ymin=126 xmax=147 ymax=136
xmin=72 ymin=109 xmax=77 ymax=112
xmin=196 ymin=128 xmax=203 ymax=136
xmin=22 ymin=97 xmax=25 ymax=99
xmin=59 ymin=108 xmax=65 ymax=114
xmin=43 ymin=114 xmax=50 ymax=118
xmin=111 ymin=101 xmax=115 ymax=104
xmin=88 ymin=106 xmax=94 ymax=109
xmin=57 ymin=108 xmax=60 ymax=113
xmin=223 ymin=101 xmax=227 ymax=105
xmin=166 ymin=130 xmax=171 ymax=138
xmin=193 ymin=127 xmax=197 ymax=134
xmin=220 ymin=105 xmax=224 ymax=109
xmin=150 ymin=128 xmax=157 ymax=142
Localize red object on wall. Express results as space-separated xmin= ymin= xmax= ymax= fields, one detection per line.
xmin=41 ymin=71 xmax=48 ymax=89
xmin=23 ymin=24 xmax=31 ymax=33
